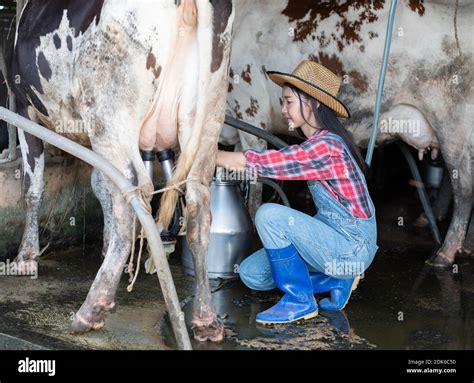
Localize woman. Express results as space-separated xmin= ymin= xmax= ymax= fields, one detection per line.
xmin=216 ymin=61 xmax=378 ymax=325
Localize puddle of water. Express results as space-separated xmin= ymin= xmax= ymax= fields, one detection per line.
xmin=345 ymin=246 xmax=474 ymax=350
xmin=163 ymin=245 xmax=474 ymax=350
xmin=163 ymin=280 xmax=375 ymax=350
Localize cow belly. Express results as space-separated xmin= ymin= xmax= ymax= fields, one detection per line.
xmin=139 ymin=0 xmax=197 ymax=152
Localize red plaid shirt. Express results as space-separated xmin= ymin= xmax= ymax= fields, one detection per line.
xmin=243 ymin=129 xmax=371 ymax=219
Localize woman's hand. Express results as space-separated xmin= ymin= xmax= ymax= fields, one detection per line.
xmin=216 ymin=150 xmax=247 ymax=171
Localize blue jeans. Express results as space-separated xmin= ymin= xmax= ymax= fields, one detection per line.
xmin=240 ymin=203 xmax=378 ymax=291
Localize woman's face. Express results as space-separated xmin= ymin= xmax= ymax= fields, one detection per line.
xmin=281 ymin=86 xmax=315 ymax=130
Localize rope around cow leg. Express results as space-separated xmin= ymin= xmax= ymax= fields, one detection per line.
xmin=124 ymin=176 xmax=202 ymax=292
xmin=127 ymin=226 xmax=145 ymax=292
xmin=127 ymin=215 xmax=137 ymax=282
xmin=122 ymin=186 xmax=151 ymax=292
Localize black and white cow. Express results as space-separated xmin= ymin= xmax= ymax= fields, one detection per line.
xmin=224 ymin=0 xmax=474 ymax=267
xmin=6 ymin=0 xmax=234 ymax=342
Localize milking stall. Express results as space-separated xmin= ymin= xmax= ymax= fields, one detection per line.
xmin=0 ymin=0 xmax=473 ymax=377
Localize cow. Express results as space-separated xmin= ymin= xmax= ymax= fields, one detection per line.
xmin=5 ymin=0 xmax=234 ymax=342
xmin=223 ymin=0 xmax=474 ymax=268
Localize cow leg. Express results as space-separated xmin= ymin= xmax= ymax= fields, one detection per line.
xmin=70 ymin=187 xmax=128 ymax=333
xmin=185 ymin=134 xmax=224 ymax=342
xmin=91 ymin=168 xmax=113 ymax=258
xmin=414 ymin=168 xmax=453 ymax=228
xmin=71 ymin=146 xmax=152 ymax=333
xmin=432 ymin=168 xmax=454 ymax=221
xmin=462 ymin=211 xmax=474 ymax=255
xmin=427 ymin=130 xmax=472 ymax=268
xmin=13 ymin=106 xmax=44 ymax=276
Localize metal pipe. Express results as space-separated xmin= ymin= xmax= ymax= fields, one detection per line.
xmin=157 ymin=149 xmax=175 ymax=182
xmin=366 ymin=0 xmax=398 ymax=166
xmin=140 ymin=150 xmax=155 ymax=185
xmin=0 ymin=106 xmax=192 ymax=350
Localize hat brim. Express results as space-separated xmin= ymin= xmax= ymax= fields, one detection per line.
xmin=267 ymin=71 xmax=351 ymax=119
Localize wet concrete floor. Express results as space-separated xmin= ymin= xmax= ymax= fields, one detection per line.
xmin=0 ymin=179 xmax=473 ymax=350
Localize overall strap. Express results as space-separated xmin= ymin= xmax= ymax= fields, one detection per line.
xmin=323 ymin=132 xmax=375 ymax=217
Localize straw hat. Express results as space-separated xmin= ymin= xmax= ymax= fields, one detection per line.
xmin=267 ymin=60 xmax=350 ymax=118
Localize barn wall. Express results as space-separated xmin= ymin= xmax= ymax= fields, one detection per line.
xmin=0 ymin=156 xmax=103 ymax=259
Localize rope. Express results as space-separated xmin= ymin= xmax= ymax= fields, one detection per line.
xmin=122 ymin=186 xmax=152 ymax=214
xmin=127 ymin=215 xmax=137 ymax=281
xmin=127 ymin=226 xmax=145 ymax=292
xmin=124 ymin=176 xmax=201 ymax=292
xmin=150 ymin=176 xmax=201 ymax=196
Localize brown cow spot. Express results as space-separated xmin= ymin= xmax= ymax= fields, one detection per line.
xmin=349 ymin=70 xmax=369 ymax=93
xmin=282 ymin=0 xmax=384 ymax=52
xmin=242 ymin=64 xmax=252 ymax=85
xmin=245 ymin=97 xmax=260 ymax=118
xmin=233 ymin=99 xmax=243 ymax=120
xmin=408 ymin=0 xmax=426 ymax=16
xmin=146 ymin=49 xmax=162 ymax=79
xmin=308 ymin=53 xmax=369 ymax=93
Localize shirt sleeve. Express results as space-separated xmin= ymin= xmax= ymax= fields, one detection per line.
xmin=243 ymin=139 xmax=334 ymax=181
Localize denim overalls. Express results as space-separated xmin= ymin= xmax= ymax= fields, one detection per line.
xmin=240 ymin=132 xmax=379 ymax=290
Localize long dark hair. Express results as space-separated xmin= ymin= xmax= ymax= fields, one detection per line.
xmin=286 ymin=83 xmax=368 ymax=177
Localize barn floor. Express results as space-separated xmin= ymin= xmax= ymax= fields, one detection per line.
xmin=1 ymin=162 xmax=473 ymax=350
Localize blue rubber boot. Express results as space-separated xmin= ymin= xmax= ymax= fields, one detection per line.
xmin=317 ymin=275 xmax=361 ymax=311
xmin=310 ymin=272 xmax=335 ymax=294
xmin=255 ymin=244 xmax=318 ymax=325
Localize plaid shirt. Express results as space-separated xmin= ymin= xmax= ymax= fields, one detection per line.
xmin=243 ymin=130 xmax=371 ymax=219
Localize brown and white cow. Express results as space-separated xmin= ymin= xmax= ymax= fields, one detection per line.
xmin=6 ymin=0 xmax=234 ymax=342
xmin=223 ymin=0 xmax=474 ymax=267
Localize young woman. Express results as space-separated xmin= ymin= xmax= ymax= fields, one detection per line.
xmin=216 ymin=61 xmax=379 ymax=325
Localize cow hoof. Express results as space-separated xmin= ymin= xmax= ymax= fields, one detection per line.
xmin=192 ymin=317 xmax=224 ymax=342
xmin=425 ymin=252 xmax=453 ymax=268
xmin=12 ymin=259 xmax=38 ymax=277
xmin=70 ymin=301 xmax=115 ymax=334
xmin=70 ymin=311 xmax=105 ymax=334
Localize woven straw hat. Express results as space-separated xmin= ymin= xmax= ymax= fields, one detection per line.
xmin=267 ymin=60 xmax=350 ymax=118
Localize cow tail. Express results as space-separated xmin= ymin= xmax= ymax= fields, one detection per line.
xmin=156 ymin=142 xmax=198 ymax=233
